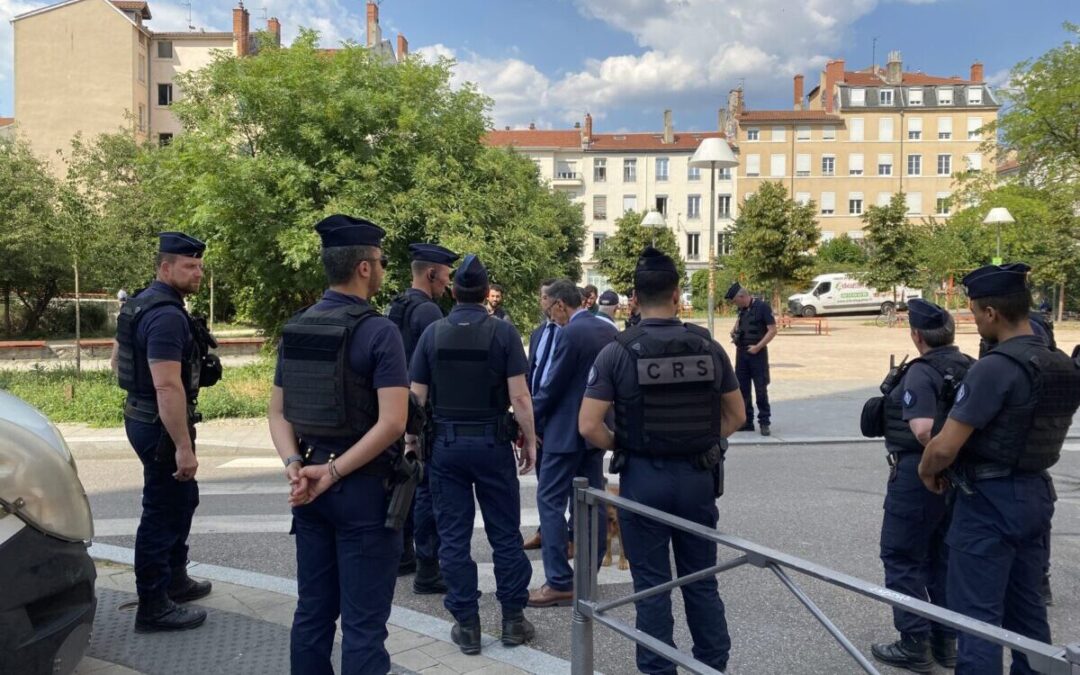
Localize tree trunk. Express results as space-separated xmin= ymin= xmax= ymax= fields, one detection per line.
xmin=3 ymin=286 xmax=10 ymax=336
xmin=1058 ymin=283 xmax=1065 ymax=324
xmin=74 ymin=259 xmax=82 ymax=378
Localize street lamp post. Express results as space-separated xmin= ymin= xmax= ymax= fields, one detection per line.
xmin=689 ymin=138 xmax=739 ymax=336
xmin=641 ymin=210 xmax=666 ymax=247
xmin=983 ymin=207 xmax=1015 ymax=264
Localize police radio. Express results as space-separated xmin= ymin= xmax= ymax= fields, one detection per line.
xmin=879 ymin=354 xmax=909 ymax=395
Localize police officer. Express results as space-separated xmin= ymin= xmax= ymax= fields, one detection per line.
xmin=919 ymin=263 xmax=1080 ymax=675
xmin=870 ymin=299 xmax=970 ymax=672
xmin=388 ymin=243 xmax=458 ymax=593
xmin=408 ymin=254 xmax=538 ymax=655
xmin=113 ymin=231 xmax=217 ymax=632
xmin=624 ymin=289 xmax=641 ymax=329
xmin=595 ymin=290 xmax=619 ymax=327
xmin=579 ymin=247 xmax=746 ymax=674
xmin=726 ymin=283 xmax=777 ymax=436
xmin=269 ymin=215 xmax=410 ymax=675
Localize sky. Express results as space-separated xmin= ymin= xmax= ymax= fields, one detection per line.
xmin=1 ymin=0 xmax=1077 ymax=132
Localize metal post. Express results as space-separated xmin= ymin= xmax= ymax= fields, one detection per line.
xmin=996 ymin=223 xmax=1002 ymax=260
xmin=73 ymin=258 xmax=81 ymax=377
xmin=571 ymin=477 xmax=594 ymax=675
xmin=706 ymin=161 xmax=717 ymax=336
xmin=1067 ymin=643 xmax=1080 ymax=674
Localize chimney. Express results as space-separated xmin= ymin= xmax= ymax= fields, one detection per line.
xmin=581 ymin=112 xmax=593 ymax=149
xmin=727 ymin=87 xmax=744 ymax=118
xmin=267 ymin=17 xmax=281 ymax=46
xmin=366 ymin=1 xmax=381 ymax=48
xmin=529 ymin=122 xmax=536 ymax=130
xmin=970 ymin=61 xmax=984 ymax=83
xmin=662 ymin=109 xmax=673 ymax=144
xmin=793 ymin=74 xmax=804 ymax=111
xmin=232 ymin=3 xmax=250 ymax=57
xmin=885 ymin=50 xmax=902 ymax=85
xmin=396 ymin=34 xmax=409 ymax=59
xmin=718 ymin=108 xmax=731 ymax=137
xmin=574 ymin=122 xmax=581 ymax=129
xmin=824 ymin=59 xmax=845 ymax=112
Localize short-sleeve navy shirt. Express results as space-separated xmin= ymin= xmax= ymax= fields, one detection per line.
xmin=401 ymin=288 xmax=444 ymax=364
xmin=137 ymin=281 xmax=192 ymax=365
xmin=948 ymin=335 xmax=1039 ymax=430
xmin=747 ymin=298 xmax=776 ymax=327
xmin=410 ymin=304 xmax=528 ymax=423
xmin=898 ymin=346 xmax=965 ymax=423
xmin=585 ymin=319 xmax=740 ymax=405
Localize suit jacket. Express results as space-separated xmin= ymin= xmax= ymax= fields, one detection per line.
xmin=532 ymin=310 xmax=617 ymax=455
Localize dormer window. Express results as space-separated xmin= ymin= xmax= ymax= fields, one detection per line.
xmin=967 ymin=87 xmax=983 ymax=105
xmin=937 ymin=88 xmax=954 ymax=106
xmin=850 ymin=88 xmax=866 ymax=106
xmin=908 ymin=88 xmax=923 ymax=106
xmin=878 ymin=89 xmax=894 ymax=105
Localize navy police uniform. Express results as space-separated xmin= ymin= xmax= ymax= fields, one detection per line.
xmin=942 ymin=263 xmax=1080 ymax=674
xmin=276 ymin=216 xmax=408 ymax=675
xmin=409 ymin=255 xmax=533 ymax=635
xmin=727 ymin=283 xmax=774 ymax=430
xmin=586 ymin=248 xmax=738 ymax=674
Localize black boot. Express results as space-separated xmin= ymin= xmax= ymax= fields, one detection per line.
xmin=870 ymin=634 xmax=933 ymax=673
xmin=398 ymin=539 xmax=417 ymax=576
xmin=501 ymin=607 xmax=535 ymax=647
xmin=134 ymin=594 xmax=207 ymax=633
xmin=167 ymin=568 xmax=212 ymax=603
xmin=931 ymin=632 xmax=957 ymax=668
xmin=412 ymin=558 xmax=448 ymax=595
xmin=450 ymin=615 xmax=482 ymax=655
xmin=1041 ymin=573 xmax=1053 ymax=606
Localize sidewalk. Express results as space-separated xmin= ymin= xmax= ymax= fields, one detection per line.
xmin=80 ymin=550 xmax=568 ymax=675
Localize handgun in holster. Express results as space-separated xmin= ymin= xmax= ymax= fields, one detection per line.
xmin=384 ymin=452 xmax=423 ymax=530
xmin=497 ymin=412 xmax=520 ymax=443
xmin=694 ymin=442 xmax=726 ymax=498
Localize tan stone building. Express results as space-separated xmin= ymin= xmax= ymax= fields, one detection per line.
xmin=734 ymin=51 xmax=1000 ymax=241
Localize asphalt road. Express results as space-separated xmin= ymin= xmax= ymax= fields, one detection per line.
xmin=79 ymin=441 xmax=1080 ymax=674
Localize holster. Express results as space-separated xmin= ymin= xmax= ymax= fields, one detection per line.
xmin=496 ymin=412 xmax=520 ymax=443
xmin=693 ymin=444 xmax=725 ymax=498
xmin=384 ymin=452 xmax=423 ymax=530
xmin=608 ymin=449 xmax=627 ymax=474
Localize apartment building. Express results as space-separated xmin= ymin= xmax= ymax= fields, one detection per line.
xmin=735 ymin=51 xmax=1000 ymax=241
xmin=485 ymin=112 xmax=737 ymax=287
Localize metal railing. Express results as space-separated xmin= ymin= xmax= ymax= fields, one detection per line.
xmin=568 ymin=476 xmax=1080 ymax=675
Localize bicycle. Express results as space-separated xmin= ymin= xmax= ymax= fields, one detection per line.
xmin=875 ymin=306 xmax=899 ymax=328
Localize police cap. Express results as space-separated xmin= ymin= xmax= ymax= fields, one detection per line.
xmin=907 ymin=298 xmax=947 ymax=330
xmin=315 ymin=214 xmax=386 ymax=248
xmin=409 ymin=243 xmax=459 ymax=266
xmin=724 ymin=282 xmax=741 ymax=300
xmin=597 ymin=290 xmax=619 ymax=306
xmin=962 ymin=262 xmax=1030 ymax=299
xmin=635 ymin=247 xmax=678 ymax=280
xmin=454 ymin=254 xmax=489 ymax=288
xmin=158 ymin=231 xmax=206 ymax=258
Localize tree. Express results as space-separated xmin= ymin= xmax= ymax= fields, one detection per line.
xmin=814 ymin=233 xmax=867 ymax=273
xmin=145 ymin=31 xmax=583 ymax=334
xmin=595 ymin=210 xmax=685 ymax=294
xmin=859 ymin=192 xmax=922 ymax=298
xmin=727 ymin=181 xmax=819 ymax=305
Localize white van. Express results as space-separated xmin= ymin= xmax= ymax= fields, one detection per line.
xmin=787 ymin=273 xmax=922 ymax=317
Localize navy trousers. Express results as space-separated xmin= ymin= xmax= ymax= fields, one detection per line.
xmin=413 ymin=472 xmax=440 ymax=563
xmin=537 ymin=449 xmax=606 ymax=591
xmin=946 ymin=473 xmax=1054 ymax=675
xmin=290 ymin=471 xmax=401 ymax=675
xmin=125 ymin=418 xmax=199 ymax=600
xmin=735 ymin=347 xmax=770 ymax=425
xmin=880 ymin=453 xmax=954 ymax=638
xmin=618 ymin=455 xmax=730 ymax=675
xmin=429 ymin=426 xmax=532 ymax=621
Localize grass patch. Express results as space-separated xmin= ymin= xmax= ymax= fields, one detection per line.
xmin=0 ymin=358 xmax=275 ymax=427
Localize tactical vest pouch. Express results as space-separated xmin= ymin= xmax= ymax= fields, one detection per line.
xmin=282 ymin=322 xmax=350 ymax=434
xmin=388 ymin=293 xmax=423 ymax=359
xmin=860 ymin=396 xmax=886 ymax=438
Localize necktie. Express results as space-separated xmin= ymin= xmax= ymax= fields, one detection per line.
xmin=532 ymin=323 xmax=556 ymax=395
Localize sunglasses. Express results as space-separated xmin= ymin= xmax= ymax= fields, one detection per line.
xmin=363 ymin=256 xmax=389 ymax=270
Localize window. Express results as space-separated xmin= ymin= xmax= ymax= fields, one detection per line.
xmin=879 ymin=89 xmax=894 ymax=105
xmin=718 ymin=195 xmax=732 ymax=218
xmin=157 ymin=41 xmax=173 ymax=58
xmin=772 ymin=126 xmax=786 ymax=142
xmin=907 ymin=154 xmax=922 ymax=176
xmin=158 ymin=133 xmax=173 ymax=147
xmin=746 ymin=154 xmax=761 ymax=177
xmin=967 ymin=87 xmax=983 ymax=105
xmin=747 ymin=128 xmax=760 ymax=141
xmin=718 ymin=231 xmax=734 ymax=256
xmin=908 ymin=88 xmax=923 ymax=106
xmin=848 ymin=230 xmax=865 ymax=241
xmin=849 ymin=118 xmax=864 ymax=142
xmin=821 ymin=155 xmax=835 ymax=176
xmin=137 ymin=104 xmax=145 ymax=131
xmin=593 ymin=233 xmax=607 ymax=255
xmin=938 ymin=117 xmax=952 ymax=140
xmin=820 ymin=231 xmax=835 ymax=242
xmin=877 ymin=192 xmax=892 ymax=207
xmin=686 ymin=233 xmax=700 ymax=260
xmin=157 ymin=83 xmax=173 ymax=106
xmin=848 ymin=192 xmax=864 ymax=215
xmin=796 ymin=125 xmax=811 ymax=141
xmin=822 ymin=126 xmax=836 ymax=141
xmin=623 ymin=158 xmax=637 ymax=182
xmin=655 ymin=196 xmax=668 ymax=216
xmin=908 ymin=117 xmax=922 ymax=140
xmin=967 ymin=117 xmax=983 ymax=140
xmin=556 ymin=161 xmax=578 ymax=179
xmin=795 ymin=153 xmax=811 ymax=176
xmin=879 ymin=117 xmax=894 ymax=142
xmin=593 ymin=158 xmax=607 ymax=182
xmin=687 ymin=195 xmax=701 ymax=219
xmin=623 ymin=194 xmax=637 ymax=213
xmin=687 ymin=164 xmax=701 ymax=181
xmin=821 ymin=192 xmax=836 ymax=215
xmin=937 ymin=154 xmax=952 ymax=176
xmin=795 ymin=192 xmax=811 ymax=206
xmin=877 ymin=154 xmax=893 ymax=176
xmin=770 ymin=154 xmax=785 ymax=177
xmin=905 ymin=193 xmax=923 ymax=215
xmin=718 ymin=167 xmax=732 ymax=180
xmin=849 ymin=153 xmax=864 ymax=176
xmin=655 ymin=157 xmax=669 ymax=181
xmin=936 ymin=192 xmax=951 ymax=215
xmin=850 ymin=88 xmax=866 ymax=106
xmin=965 ymin=153 xmax=983 ymax=171
xmin=593 ymin=195 xmax=607 ymax=220
xmin=937 ymin=88 xmax=954 ymax=106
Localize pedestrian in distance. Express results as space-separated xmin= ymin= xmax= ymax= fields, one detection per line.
xmin=727 ymin=283 xmax=777 ymax=436
xmin=596 ymin=290 xmax=619 ymax=327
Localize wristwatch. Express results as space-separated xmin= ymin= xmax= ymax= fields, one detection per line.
xmin=284 ymin=454 xmax=304 ymax=469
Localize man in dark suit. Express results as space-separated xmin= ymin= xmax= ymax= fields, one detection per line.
xmin=523 ymin=279 xmax=559 ymax=551
xmin=528 ymin=280 xmax=617 ymax=607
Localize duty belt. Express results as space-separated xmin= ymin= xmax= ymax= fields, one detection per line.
xmin=123 ymin=396 xmax=201 ymax=425
xmin=960 ymin=462 xmax=1017 ymax=482
xmin=301 ymin=444 xmax=393 ymax=478
xmin=433 ymin=422 xmax=497 ymax=438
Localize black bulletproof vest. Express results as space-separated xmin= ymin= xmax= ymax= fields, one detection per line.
xmin=882 ymin=348 xmax=974 ymax=453
xmin=387 ymin=291 xmax=430 ymax=363
xmin=115 ymin=293 xmax=200 ymax=399
xmin=966 ymin=339 xmax=1080 ymax=472
xmin=280 ymin=304 xmax=380 ymax=440
xmin=735 ymin=303 xmax=767 ymax=347
xmin=979 ymin=314 xmax=1056 ymax=358
xmin=430 ymin=314 xmax=509 ymax=421
xmin=613 ymin=323 xmax=724 ymax=455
